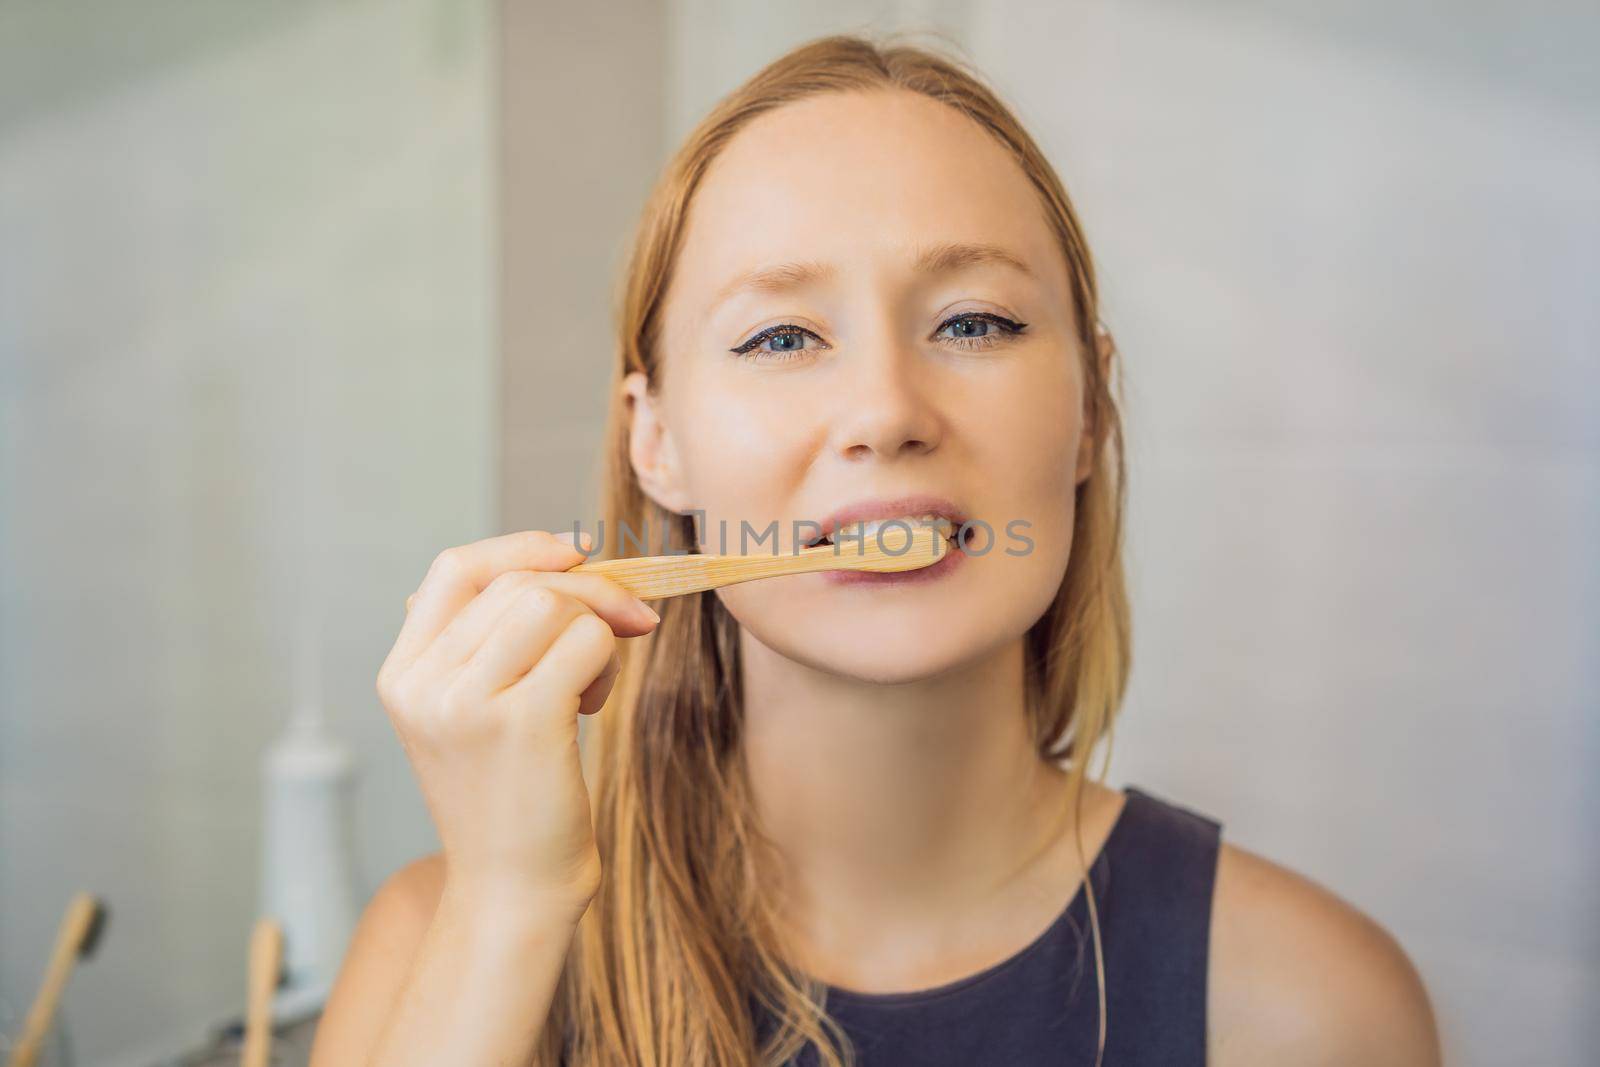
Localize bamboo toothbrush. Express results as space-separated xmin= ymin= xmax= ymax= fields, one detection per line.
xmin=6 ymin=892 xmax=107 ymax=1067
xmin=240 ymin=917 xmax=284 ymax=1067
xmin=568 ymin=519 xmax=953 ymax=601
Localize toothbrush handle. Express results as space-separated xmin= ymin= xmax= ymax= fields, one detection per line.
xmin=8 ymin=893 xmax=98 ymax=1067
xmin=568 ymin=541 xmax=925 ymax=602
xmin=241 ymin=918 xmax=283 ymax=1067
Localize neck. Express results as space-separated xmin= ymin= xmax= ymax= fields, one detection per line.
xmin=739 ymin=630 xmax=1073 ymax=941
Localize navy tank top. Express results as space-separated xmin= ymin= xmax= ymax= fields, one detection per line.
xmin=786 ymin=785 xmax=1224 ymax=1066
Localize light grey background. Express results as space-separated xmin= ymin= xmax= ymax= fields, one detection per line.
xmin=2 ymin=1 xmax=1595 ymax=1064
xmin=1 ymin=1 xmax=495 ymax=1063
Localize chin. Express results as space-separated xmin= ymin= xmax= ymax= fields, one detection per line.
xmin=727 ymin=581 xmax=1041 ymax=686
xmin=752 ymin=619 xmax=1000 ymax=685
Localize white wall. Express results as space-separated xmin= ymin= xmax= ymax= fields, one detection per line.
xmin=664 ymin=2 xmax=1599 ymax=1064
xmin=3 ymin=1 xmax=1593 ymax=1064
xmin=498 ymin=0 xmax=668 ymax=534
xmin=985 ymin=3 xmax=1599 ymax=1063
xmin=0 ymin=1 xmax=496 ymax=1062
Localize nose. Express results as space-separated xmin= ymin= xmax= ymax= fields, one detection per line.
xmin=827 ymin=330 xmax=943 ymax=461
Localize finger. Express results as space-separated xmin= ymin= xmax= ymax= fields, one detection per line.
xmin=390 ymin=531 xmax=586 ymax=667
xmin=512 ymin=573 xmax=659 ymax=637
xmin=504 ymin=613 xmax=617 ymax=716
xmin=458 ymin=585 xmax=587 ymax=694
xmin=413 ymin=569 xmax=548 ymax=676
xmin=575 ymin=645 xmax=622 ymax=716
xmin=421 ymin=570 xmax=657 ymax=680
xmin=553 ymin=529 xmax=595 ymax=552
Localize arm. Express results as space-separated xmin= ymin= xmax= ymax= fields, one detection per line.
xmin=308 ymin=529 xmax=657 ymax=1066
xmin=1208 ymin=842 xmax=1443 ymax=1067
xmin=309 ymin=854 xmax=583 ymax=1067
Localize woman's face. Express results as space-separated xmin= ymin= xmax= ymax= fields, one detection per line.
xmin=628 ymin=88 xmax=1096 ymax=684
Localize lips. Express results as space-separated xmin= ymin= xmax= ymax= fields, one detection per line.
xmin=803 ymin=494 xmax=968 ymax=549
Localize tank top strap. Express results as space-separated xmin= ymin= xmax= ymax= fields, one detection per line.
xmin=1098 ymin=784 xmax=1224 ymax=1066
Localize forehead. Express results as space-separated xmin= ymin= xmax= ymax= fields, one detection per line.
xmin=667 ymin=88 xmax=1065 ymax=317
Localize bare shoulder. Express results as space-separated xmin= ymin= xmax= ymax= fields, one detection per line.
xmin=1207 ymin=841 xmax=1442 ymax=1067
xmin=342 ymin=850 xmax=448 ymax=958
xmin=373 ymin=851 xmax=448 ymax=927
xmin=308 ymin=852 xmax=447 ymax=1066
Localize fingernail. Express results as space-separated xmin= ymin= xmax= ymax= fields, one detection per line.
xmin=638 ymin=600 xmax=660 ymax=624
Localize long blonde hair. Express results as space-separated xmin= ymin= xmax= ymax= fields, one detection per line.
xmin=545 ymin=31 xmax=1130 ymax=1067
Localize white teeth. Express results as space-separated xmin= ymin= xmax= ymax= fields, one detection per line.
xmin=844 ymin=515 xmax=954 ymax=538
xmin=808 ymin=513 xmax=957 ymax=547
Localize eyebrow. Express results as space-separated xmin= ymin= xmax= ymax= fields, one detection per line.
xmin=710 ymin=241 xmax=1035 ymax=311
xmin=714 ymin=259 xmax=838 ymax=304
xmin=912 ymin=240 xmax=1035 ymax=280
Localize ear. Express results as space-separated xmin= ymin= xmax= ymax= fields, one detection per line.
xmin=1075 ymin=321 xmax=1115 ymax=485
xmin=623 ymin=370 xmax=691 ymax=513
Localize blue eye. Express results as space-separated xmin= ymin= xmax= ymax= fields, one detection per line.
xmin=729 ymin=325 xmax=827 ymax=361
xmin=729 ymin=312 xmax=1028 ymax=361
xmin=935 ymin=312 xmax=1028 ymax=350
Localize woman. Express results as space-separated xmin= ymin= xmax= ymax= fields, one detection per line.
xmin=311 ymin=34 xmax=1441 ymax=1067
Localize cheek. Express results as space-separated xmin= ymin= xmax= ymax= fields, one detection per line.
xmin=970 ymin=360 xmax=1083 ymax=521
xmin=671 ymin=388 xmax=816 ymax=547
xmin=961 ymin=360 xmax=1083 ymax=616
